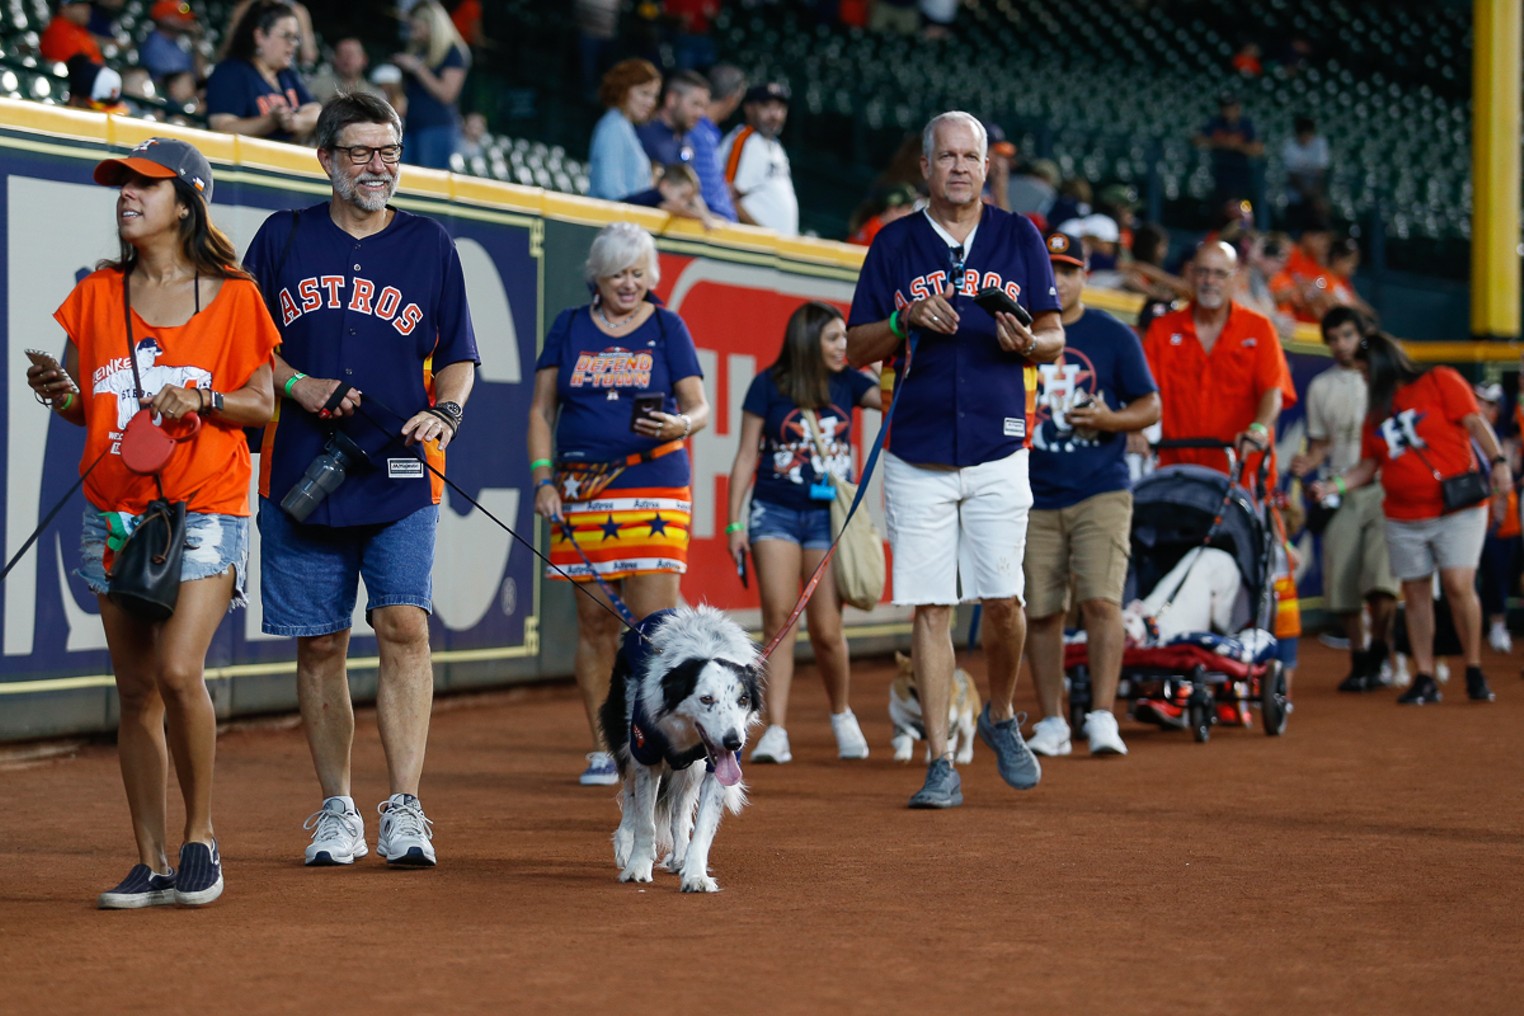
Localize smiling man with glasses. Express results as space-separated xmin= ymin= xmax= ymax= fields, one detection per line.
xmin=243 ymin=93 xmax=479 ymax=870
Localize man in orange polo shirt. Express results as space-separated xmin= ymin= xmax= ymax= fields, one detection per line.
xmin=1143 ymin=240 xmax=1295 ymax=488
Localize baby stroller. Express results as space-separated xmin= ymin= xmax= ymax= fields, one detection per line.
xmin=1064 ymin=440 xmax=1291 ymax=743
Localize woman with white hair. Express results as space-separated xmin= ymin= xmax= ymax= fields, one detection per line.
xmin=392 ymin=0 xmax=469 ymax=169
xmin=527 ymin=222 xmax=711 ymax=785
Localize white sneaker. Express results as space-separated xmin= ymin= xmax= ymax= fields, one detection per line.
xmin=1082 ymin=710 xmax=1128 ymax=756
xmin=1026 ymin=715 xmax=1072 ymax=757
xmin=1488 ymin=622 xmax=1513 ymax=654
xmin=579 ymin=751 xmax=620 ymax=786
xmin=830 ymin=709 xmax=870 ymax=759
xmin=303 ymin=796 xmax=367 ymax=866
xmin=750 ymin=724 xmax=792 ymax=764
xmin=376 ymin=794 xmax=436 ymax=867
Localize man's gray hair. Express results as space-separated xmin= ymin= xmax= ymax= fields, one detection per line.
xmin=921 ymin=111 xmax=987 ymax=161
xmin=314 ymin=92 xmax=403 ymax=152
xmin=584 ymin=221 xmax=660 ymax=288
xmin=707 ymin=63 xmax=748 ymax=102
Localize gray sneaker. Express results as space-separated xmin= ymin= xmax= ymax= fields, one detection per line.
xmin=908 ymin=757 xmax=963 ymax=809
xmin=977 ymin=705 xmax=1042 ymax=790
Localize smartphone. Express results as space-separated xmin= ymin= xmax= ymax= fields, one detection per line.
xmin=25 ymin=348 xmax=79 ymax=392
xmin=973 ymin=287 xmax=1033 ymax=327
xmin=736 ymin=549 xmax=748 ymax=589
xmin=630 ymin=393 xmax=664 ymax=432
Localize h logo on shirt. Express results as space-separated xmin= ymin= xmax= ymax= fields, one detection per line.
xmin=1378 ymin=409 xmax=1427 ymax=458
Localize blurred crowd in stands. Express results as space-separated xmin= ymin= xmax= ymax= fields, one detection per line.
xmin=5 ymin=0 xmax=1443 ymax=325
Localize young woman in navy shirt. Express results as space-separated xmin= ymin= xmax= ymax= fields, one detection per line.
xmin=726 ymin=302 xmax=882 ymax=764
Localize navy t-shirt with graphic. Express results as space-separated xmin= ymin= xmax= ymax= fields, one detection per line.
xmin=743 ymin=366 xmax=877 ymax=511
xmin=535 ymin=303 xmax=704 ymax=492
xmin=205 ymin=60 xmax=314 ymax=144
xmin=1029 ymin=307 xmax=1157 ymax=510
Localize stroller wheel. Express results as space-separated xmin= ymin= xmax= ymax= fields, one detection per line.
xmin=1187 ymin=682 xmax=1214 ymax=744
xmin=1260 ymin=660 xmax=1289 ymax=737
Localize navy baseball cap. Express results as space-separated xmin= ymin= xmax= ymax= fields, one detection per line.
xmin=1045 ymin=230 xmax=1087 ymax=268
xmin=94 ymin=137 xmax=214 ymax=203
xmin=743 ymin=82 xmax=790 ymax=105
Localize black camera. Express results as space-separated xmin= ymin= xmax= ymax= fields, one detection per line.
xmin=281 ymin=431 xmax=368 ymax=522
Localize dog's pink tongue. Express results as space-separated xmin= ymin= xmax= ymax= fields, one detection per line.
xmin=713 ymin=750 xmax=743 ymax=787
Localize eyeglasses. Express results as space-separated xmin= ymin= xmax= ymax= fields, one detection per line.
xmin=949 ymin=244 xmax=966 ymax=278
xmin=331 ymin=144 xmax=404 ymax=165
xmin=274 ymin=31 xmax=301 ymax=43
xmin=1192 ymin=267 xmax=1233 ymax=280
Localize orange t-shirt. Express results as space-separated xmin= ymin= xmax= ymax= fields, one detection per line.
xmin=1143 ymin=300 xmax=1296 ymax=486
xmin=1361 ymin=367 xmax=1482 ymax=521
xmin=39 ymin=18 xmax=103 ymax=64
xmin=54 ymin=269 xmax=280 ymax=516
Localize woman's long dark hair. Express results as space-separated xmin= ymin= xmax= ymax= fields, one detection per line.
xmin=99 ymin=177 xmax=253 ymax=281
xmin=770 ymin=301 xmax=844 ymax=410
xmin=225 ymin=0 xmax=295 ymax=62
xmin=1355 ymin=329 xmax=1424 ymax=422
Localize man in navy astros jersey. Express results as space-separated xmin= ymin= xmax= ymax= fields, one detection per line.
xmin=245 ymin=93 xmax=479 ymax=868
xmin=847 ymin=111 xmax=1066 ymax=809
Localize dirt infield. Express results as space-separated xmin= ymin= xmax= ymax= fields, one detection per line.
xmin=4 ymin=639 xmax=1522 ymax=1015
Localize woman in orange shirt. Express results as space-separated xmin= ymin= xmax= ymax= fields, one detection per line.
xmin=1312 ymin=332 xmax=1510 ymax=707
xmin=26 ymin=138 xmax=278 ymax=910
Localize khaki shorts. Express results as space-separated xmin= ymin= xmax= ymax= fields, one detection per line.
xmin=1322 ymin=484 xmax=1399 ymax=612
xmin=1022 ymin=489 xmax=1132 ymax=619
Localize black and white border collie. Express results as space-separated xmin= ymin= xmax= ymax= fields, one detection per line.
xmin=598 ymin=606 xmax=763 ymax=893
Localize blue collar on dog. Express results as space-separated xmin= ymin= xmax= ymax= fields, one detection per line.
xmin=629 ymin=696 xmax=706 ymax=771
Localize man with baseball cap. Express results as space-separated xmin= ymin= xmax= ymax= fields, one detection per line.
xmin=719 ymin=82 xmax=797 ymax=235
xmin=1022 ymin=230 xmax=1160 ymax=758
xmin=140 ymin=0 xmax=205 ymax=84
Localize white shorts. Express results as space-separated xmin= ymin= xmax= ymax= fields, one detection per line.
xmin=883 ymin=448 xmax=1031 ymax=606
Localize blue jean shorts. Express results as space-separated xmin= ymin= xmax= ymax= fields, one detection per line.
xmin=257 ymin=498 xmax=437 ymax=637
xmin=78 ymin=508 xmax=250 ymax=609
xmin=748 ymin=498 xmax=833 ymax=551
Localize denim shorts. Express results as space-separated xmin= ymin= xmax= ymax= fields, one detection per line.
xmin=78 ymin=508 xmax=250 ymax=610
xmin=748 ymin=498 xmax=833 ymax=550
xmin=257 ymin=498 xmax=437 ymax=637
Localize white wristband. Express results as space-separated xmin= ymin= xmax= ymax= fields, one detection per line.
xmin=679 ymin=413 xmax=692 ymax=436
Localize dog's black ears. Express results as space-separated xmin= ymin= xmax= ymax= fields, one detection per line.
xmin=659 ymin=656 xmax=710 ymax=714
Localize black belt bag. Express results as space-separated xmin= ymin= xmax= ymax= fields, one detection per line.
xmin=109 ymin=499 xmax=187 ymax=620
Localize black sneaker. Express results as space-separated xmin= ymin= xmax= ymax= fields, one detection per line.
xmin=1465 ymin=667 xmax=1497 ymax=702
xmin=174 ymin=840 xmax=223 ymax=906
xmin=1397 ymin=674 xmax=1442 ymax=705
xmin=96 ymin=864 xmax=176 ymax=909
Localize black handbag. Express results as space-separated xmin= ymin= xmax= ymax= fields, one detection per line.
xmin=108 ymin=498 xmax=187 ymax=620
xmin=106 ymin=272 xmax=190 ymax=620
xmin=1412 ymin=443 xmax=1491 ymax=514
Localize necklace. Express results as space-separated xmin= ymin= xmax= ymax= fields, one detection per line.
xmin=596 ymin=303 xmax=639 ymax=330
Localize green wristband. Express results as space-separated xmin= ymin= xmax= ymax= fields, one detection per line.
xmin=888 ymin=309 xmax=907 ymax=340
xmin=283 ymin=372 xmax=307 ymax=398
xmin=1334 ymin=475 xmax=1347 ymax=495
xmin=55 ymin=392 xmax=74 ymax=412
xmin=529 ymin=458 xmax=553 ymax=472
xmin=725 ymin=521 xmax=744 ymax=534
xmin=1248 ymin=422 xmax=1268 ymax=436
